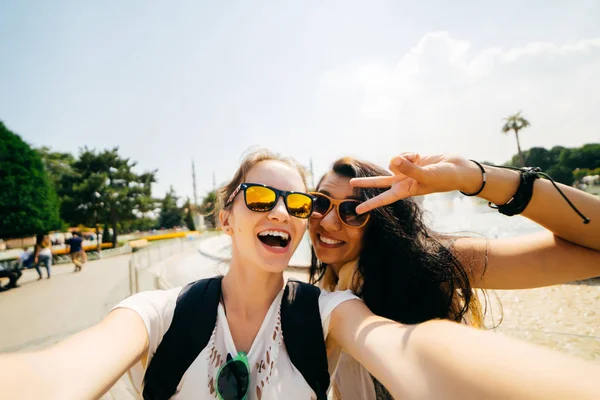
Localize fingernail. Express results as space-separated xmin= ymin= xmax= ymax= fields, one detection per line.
xmin=393 ymin=158 xmax=402 ymax=166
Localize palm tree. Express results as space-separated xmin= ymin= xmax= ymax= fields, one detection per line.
xmin=502 ymin=111 xmax=531 ymax=166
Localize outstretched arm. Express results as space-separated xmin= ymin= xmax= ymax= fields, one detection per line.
xmin=461 ymin=160 xmax=599 ymax=251
xmin=451 ymin=231 xmax=600 ymax=289
xmin=0 ymin=308 xmax=148 ymax=400
xmin=329 ymin=300 xmax=600 ymax=400
xmin=352 ymin=154 xmax=600 ymax=288
xmin=353 ymin=154 xmax=600 ymax=250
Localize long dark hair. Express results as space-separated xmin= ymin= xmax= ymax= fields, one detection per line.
xmin=309 ymin=157 xmax=482 ymax=325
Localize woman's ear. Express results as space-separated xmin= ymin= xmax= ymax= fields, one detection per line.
xmin=220 ymin=210 xmax=233 ymax=236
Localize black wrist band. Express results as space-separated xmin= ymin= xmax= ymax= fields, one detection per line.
xmin=488 ymin=167 xmax=540 ymax=216
xmin=460 ymin=160 xmax=487 ymax=197
xmin=460 ymin=161 xmax=589 ymax=224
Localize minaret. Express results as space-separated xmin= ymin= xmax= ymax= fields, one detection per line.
xmin=310 ymin=157 xmax=315 ymax=189
xmin=192 ymin=159 xmax=198 ymax=208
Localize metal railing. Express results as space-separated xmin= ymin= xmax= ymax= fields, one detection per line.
xmin=0 ymin=245 xmax=133 ymax=270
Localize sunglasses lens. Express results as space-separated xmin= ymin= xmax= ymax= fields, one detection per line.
xmin=217 ymin=360 xmax=249 ymax=400
xmin=245 ymin=186 xmax=276 ymax=211
xmin=339 ymin=201 xmax=369 ymax=227
xmin=286 ymin=193 xmax=314 ymax=218
xmin=312 ymin=195 xmax=330 ymax=217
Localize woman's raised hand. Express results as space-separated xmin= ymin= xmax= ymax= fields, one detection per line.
xmin=352 ymin=153 xmax=480 ymax=214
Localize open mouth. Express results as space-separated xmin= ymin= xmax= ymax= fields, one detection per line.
xmin=258 ymin=230 xmax=291 ymax=248
xmin=317 ymin=233 xmax=344 ymax=246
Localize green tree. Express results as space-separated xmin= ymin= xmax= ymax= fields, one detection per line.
xmin=0 ymin=122 xmax=62 ymax=238
xmin=200 ymin=190 xmax=217 ymax=228
xmin=559 ymin=144 xmax=600 ymax=171
xmin=61 ymin=147 xmax=157 ymax=247
xmin=558 ymin=148 xmax=580 ymax=171
xmin=504 ymin=143 xmax=599 ymax=187
xmin=548 ymin=146 xmax=568 ymax=164
xmin=158 ymin=186 xmax=184 ymax=229
xmin=36 ymin=146 xmax=76 ymax=187
xmin=546 ymin=165 xmax=573 ymax=186
xmin=580 ymin=144 xmax=600 ymax=169
xmin=130 ymin=217 xmax=157 ymax=232
xmin=36 ymin=147 xmax=77 ymax=231
xmin=502 ymin=111 xmax=531 ymax=167
xmin=522 ymin=147 xmax=552 ymax=171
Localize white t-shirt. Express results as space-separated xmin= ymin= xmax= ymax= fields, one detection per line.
xmin=114 ymin=283 xmax=358 ymax=399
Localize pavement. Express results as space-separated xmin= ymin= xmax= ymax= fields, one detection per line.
xmin=0 ymin=254 xmax=132 ymax=353
xmin=0 ymin=254 xmax=139 ymax=399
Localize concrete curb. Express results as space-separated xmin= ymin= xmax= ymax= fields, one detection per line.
xmin=197 ymin=234 xmax=232 ymax=261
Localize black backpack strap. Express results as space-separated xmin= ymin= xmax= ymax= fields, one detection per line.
xmin=143 ymin=276 xmax=223 ymax=400
xmin=281 ymin=280 xmax=329 ymax=400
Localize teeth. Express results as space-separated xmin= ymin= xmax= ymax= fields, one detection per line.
xmin=258 ymin=230 xmax=290 ymax=241
xmin=319 ymin=235 xmax=343 ymax=245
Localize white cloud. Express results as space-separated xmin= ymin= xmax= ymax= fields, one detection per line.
xmin=317 ymin=32 xmax=600 ymax=165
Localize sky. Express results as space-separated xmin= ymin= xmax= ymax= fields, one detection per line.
xmin=2 ymin=0 xmax=599 ymax=202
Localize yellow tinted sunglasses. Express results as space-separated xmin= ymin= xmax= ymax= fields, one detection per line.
xmin=226 ymin=183 xmax=315 ymax=219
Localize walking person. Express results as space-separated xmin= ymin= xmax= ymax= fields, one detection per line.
xmin=23 ymin=234 xmax=53 ymax=280
xmin=66 ymin=231 xmax=87 ymax=272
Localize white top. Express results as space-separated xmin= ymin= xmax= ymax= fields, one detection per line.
xmin=39 ymin=247 xmax=52 ymax=256
xmin=114 ymin=284 xmax=358 ymax=400
xmin=332 ymin=352 xmax=383 ymax=400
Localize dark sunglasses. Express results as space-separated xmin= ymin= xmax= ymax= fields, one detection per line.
xmin=309 ymin=192 xmax=370 ymax=228
xmin=225 ymin=183 xmax=316 ymax=219
xmin=216 ymin=352 xmax=250 ymax=400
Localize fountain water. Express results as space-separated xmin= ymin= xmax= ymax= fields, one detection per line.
xmin=422 ymin=192 xmax=543 ymax=238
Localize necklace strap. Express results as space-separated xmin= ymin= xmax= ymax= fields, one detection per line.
xmin=220 ymin=291 xmax=227 ymax=315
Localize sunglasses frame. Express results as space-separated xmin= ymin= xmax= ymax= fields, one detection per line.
xmin=309 ymin=192 xmax=370 ymax=228
xmin=216 ymin=351 xmax=250 ymax=400
xmin=226 ymin=183 xmax=316 ymax=219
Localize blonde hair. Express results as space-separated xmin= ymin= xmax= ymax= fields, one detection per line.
xmin=217 ymin=148 xmax=308 ymax=215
